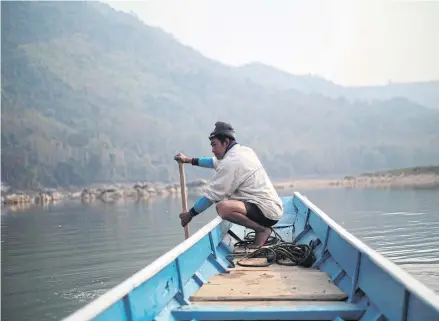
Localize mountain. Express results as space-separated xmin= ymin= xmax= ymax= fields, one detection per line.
xmin=236 ymin=63 xmax=439 ymax=110
xmin=1 ymin=1 xmax=439 ymax=190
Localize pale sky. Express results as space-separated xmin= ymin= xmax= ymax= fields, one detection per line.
xmin=104 ymin=0 xmax=439 ymax=86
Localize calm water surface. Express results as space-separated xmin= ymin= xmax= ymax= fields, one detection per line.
xmin=1 ymin=188 xmax=439 ymax=320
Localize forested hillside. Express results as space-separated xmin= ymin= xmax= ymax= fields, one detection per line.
xmin=2 ymin=1 xmax=439 ymax=190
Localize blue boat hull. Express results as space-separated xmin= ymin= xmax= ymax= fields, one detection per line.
xmin=62 ymin=192 xmax=439 ymax=321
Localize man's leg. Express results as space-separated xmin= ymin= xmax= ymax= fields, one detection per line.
xmin=216 ymin=200 xmax=271 ymax=247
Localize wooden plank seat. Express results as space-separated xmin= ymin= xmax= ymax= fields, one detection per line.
xmin=176 ymin=250 xmax=360 ymax=320
xmin=189 ymin=270 xmax=347 ymax=302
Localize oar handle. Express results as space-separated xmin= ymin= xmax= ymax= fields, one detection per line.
xmin=178 ymin=161 xmax=190 ymax=239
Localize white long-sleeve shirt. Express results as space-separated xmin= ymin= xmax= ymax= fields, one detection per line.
xmin=203 ymin=144 xmax=283 ymax=221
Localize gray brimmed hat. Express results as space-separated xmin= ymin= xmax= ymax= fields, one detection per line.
xmin=208 ymin=121 xmax=236 ymax=140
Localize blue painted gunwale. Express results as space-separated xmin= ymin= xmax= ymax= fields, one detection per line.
xmin=61 ymin=192 xmax=439 ymax=321
xmin=291 ymin=192 xmax=439 ymax=321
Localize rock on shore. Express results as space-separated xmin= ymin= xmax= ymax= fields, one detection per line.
xmin=1 ymin=179 xmax=210 ymax=206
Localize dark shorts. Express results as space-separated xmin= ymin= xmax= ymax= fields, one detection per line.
xmin=244 ymin=201 xmax=278 ymax=227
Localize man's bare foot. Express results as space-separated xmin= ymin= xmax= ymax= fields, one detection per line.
xmin=250 ymin=227 xmax=272 ymax=248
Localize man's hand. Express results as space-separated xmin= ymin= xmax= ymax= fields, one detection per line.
xmin=179 ymin=211 xmax=193 ymax=227
xmin=174 ymin=153 xmax=191 ymax=164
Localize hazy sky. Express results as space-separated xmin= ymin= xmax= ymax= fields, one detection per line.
xmin=104 ymin=0 xmax=439 ymax=86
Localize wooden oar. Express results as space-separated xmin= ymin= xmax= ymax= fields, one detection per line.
xmin=178 ymin=161 xmax=190 ymax=239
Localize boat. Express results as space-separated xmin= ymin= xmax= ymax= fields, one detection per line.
xmin=62 ymin=192 xmax=439 ymax=321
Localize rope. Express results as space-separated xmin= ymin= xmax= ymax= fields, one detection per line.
xmin=233 ymin=229 xmax=281 ymax=248
xmin=234 ymin=229 xmax=316 ymax=268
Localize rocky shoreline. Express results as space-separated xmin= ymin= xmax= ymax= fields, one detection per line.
xmin=1 ymin=179 xmax=209 ymax=206
xmin=2 ymin=173 xmax=439 ymax=209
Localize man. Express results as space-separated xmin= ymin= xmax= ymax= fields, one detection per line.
xmin=174 ymin=121 xmax=283 ymax=247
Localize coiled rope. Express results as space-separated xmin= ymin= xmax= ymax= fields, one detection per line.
xmin=233 ymin=228 xmax=316 ymax=268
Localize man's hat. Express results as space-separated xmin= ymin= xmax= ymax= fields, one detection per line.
xmin=209 ymin=121 xmax=236 ymax=140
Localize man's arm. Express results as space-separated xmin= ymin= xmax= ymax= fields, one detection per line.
xmin=180 ymin=163 xmax=240 ymax=226
xmin=186 ymin=164 xmax=237 ymax=217
xmin=190 ymin=157 xmax=216 ymax=169
xmin=174 ymin=153 xmax=217 ymax=169
xmin=188 ymin=195 xmax=214 ymax=217
xmin=180 ymin=195 xmax=214 ymax=227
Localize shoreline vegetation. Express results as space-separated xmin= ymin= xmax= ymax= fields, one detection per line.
xmin=2 ymin=166 xmax=438 ymax=210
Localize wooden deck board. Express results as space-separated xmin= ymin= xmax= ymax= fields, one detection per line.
xmin=189 ymin=270 xmax=348 ymax=302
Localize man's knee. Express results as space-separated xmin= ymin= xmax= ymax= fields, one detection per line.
xmin=216 ymin=201 xmax=230 ymax=219
xmin=216 ymin=200 xmax=246 ymax=219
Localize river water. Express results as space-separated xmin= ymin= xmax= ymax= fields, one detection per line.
xmin=1 ymin=188 xmax=438 ymax=320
